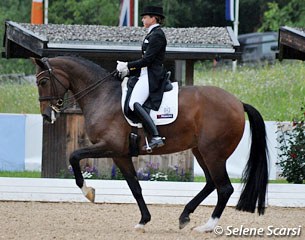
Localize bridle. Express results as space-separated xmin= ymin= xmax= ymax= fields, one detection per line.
xmin=36 ymin=59 xmax=67 ymax=113
xmin=36 ymin=58 xmax=116 ymax=118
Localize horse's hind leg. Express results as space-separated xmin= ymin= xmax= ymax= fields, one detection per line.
xmin=193 ymin=153 xmax=234 ymax=233
xmin=179 ymin=147 xmax=216 ymax=229
xmin=113 ymin=157 xmax=151 ymax=232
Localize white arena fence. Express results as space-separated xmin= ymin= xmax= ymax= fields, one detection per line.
xmin=0 ymin=178 xmax=304 ymax=207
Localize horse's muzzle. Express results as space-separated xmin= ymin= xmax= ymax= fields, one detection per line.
xmin=42 ymin=106 xmax=57 ymax=124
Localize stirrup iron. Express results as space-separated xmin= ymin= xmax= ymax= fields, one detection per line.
xmin=143 ymin=136 xmax=165 ymax=153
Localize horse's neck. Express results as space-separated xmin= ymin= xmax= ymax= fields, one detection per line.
xmin=70 ymin=74 xmax=121 ymax=116
xmin=53 ymin=58 xmax=121 ymax=117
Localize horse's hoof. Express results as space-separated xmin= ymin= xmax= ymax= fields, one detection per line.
xmin=85 ymin=187 xmax=95 ymax=203
xmin=179 ymin=217 xmax=190 ymax=229
xmin=134 ymin=224 xmax=145 ymax=233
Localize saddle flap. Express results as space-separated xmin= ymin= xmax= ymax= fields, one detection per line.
xmin=121 ymin=78 xmax=179 ymax=127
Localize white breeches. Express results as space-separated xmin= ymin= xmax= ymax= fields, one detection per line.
xmin=129 ymin=67 xmax=149 ymax=111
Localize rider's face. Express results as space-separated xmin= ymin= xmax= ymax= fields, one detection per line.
xmin=142 ymin=15 xmax=157 ymax=28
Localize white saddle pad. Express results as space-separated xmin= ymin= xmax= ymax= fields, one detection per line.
xmin=121 ymin=78 xmax=179 ymax=127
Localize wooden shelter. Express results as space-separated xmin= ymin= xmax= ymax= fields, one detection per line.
xmin=2 ymin=21 xmax=241 ymax=178
xmin=278 ymin=26 xmax=305 ymax=61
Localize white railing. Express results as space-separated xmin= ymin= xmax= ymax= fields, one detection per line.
xmin=0 ymin=177 xmax=304 ymax=207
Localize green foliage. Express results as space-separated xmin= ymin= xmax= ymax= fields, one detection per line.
xmin=0 ymin=0 xmax=31 ymax=23
xmin=140 ymin=0 xmax=227 ymax=28
xmin=259 ymin=0 xmax=305 ymax=32
xmin=141 ymin=0 xmax=268 ymax=32
xmin=0 ymin=0 xmax=34 ymax=74
xmin=239 ymin=0 xmax=266 ymax=33
xmin=0 ymin=59 xmax=35 ymax=75
xmin=277 ymin=104 xmax=305 ymax=184
xmin=48 ymin=0 xmax=119 ymax=25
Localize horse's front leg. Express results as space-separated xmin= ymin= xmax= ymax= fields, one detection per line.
xmin=113 ymin=157 xmax=151 ymax=232
xmin=69 ymin=145 xmax=109 ymax=202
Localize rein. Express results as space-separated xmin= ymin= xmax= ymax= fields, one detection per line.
xmin=60 ymin=70 xmax=116 ymax=111
xmin=36 ymin=58 xmax=116 ymax=113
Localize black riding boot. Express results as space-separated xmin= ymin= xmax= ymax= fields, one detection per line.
xmin=133 ymin=102 xmax=165 ymax=151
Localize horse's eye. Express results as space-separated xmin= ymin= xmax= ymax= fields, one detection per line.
xmin=38 ymin=78 xmax=48 ymax=86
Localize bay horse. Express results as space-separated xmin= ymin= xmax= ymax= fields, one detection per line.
xmin=33 ymin=56 xmax=268 ymax=233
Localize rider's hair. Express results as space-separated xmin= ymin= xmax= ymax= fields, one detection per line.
xmin=151 ymin=15 xmax=165 ymax=25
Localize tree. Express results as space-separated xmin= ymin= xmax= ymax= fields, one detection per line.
xmin=140 ymin=0 xmax=227 ymax=28
xmin=0 ymin=0 xmax=32 ymax=44
xmin=0 ymin=0 xmax=33 ymax=74
xmin=259 ymin=0 xmax=305 ymax=32
xmin=49 ymin=0 xmax=119 ymax=25
xmin=140 ymin=0 xmax=271 ymax=33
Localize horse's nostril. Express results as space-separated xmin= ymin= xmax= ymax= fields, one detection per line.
xmin=42 ymin=106 xmax=53 ymax=123
xmin=42 ymin=114 xmax=52 ymax=123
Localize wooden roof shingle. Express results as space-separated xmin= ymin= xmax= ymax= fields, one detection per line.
xmin=3 ymin=21 xmax=240 ymax=61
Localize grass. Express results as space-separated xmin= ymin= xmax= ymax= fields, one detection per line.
xmin=0 ymin=171 xmax=41 ymax=178
xmin=0 ymin=81 xmax=39 ymax=113
xmin=195 ymin=60 xmax=305 ymax=121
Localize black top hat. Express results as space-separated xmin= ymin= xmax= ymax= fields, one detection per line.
xmin=141 ymin=6 xmax=165 ymax=18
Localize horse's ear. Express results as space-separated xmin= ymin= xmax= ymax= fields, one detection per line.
xmin=31 ymin=57 xmax=45 ymax=69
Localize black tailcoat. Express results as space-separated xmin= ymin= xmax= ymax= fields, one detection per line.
xmin=128 ymin=26 xmax=167 ymax=110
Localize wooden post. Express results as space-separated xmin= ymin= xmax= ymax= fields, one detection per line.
xmin=175 ymin=60 xmax=185 ymax=86
xmin=185 ymin=60 xmax=194 ymax=85
xmin=41 ymin=115 xmax=68 ymax=178
xmin=175 ymin=60 xmax=195 ymax=86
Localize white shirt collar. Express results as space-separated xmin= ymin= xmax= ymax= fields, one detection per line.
xmin=147 ymin=24 xmax=160 ymax=33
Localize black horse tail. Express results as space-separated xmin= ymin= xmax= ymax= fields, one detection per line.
xmin=236 ymin=103 xmax=269 ymax=215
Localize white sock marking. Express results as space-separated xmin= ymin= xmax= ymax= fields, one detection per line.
xmin=193 ymin=217 xmax=219 ymax=233
xmin=81 ymin=181 xmax=89 ymax=196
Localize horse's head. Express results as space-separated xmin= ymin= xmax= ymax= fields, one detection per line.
xmin=33 ymin=57 xmax=69 ymax=123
